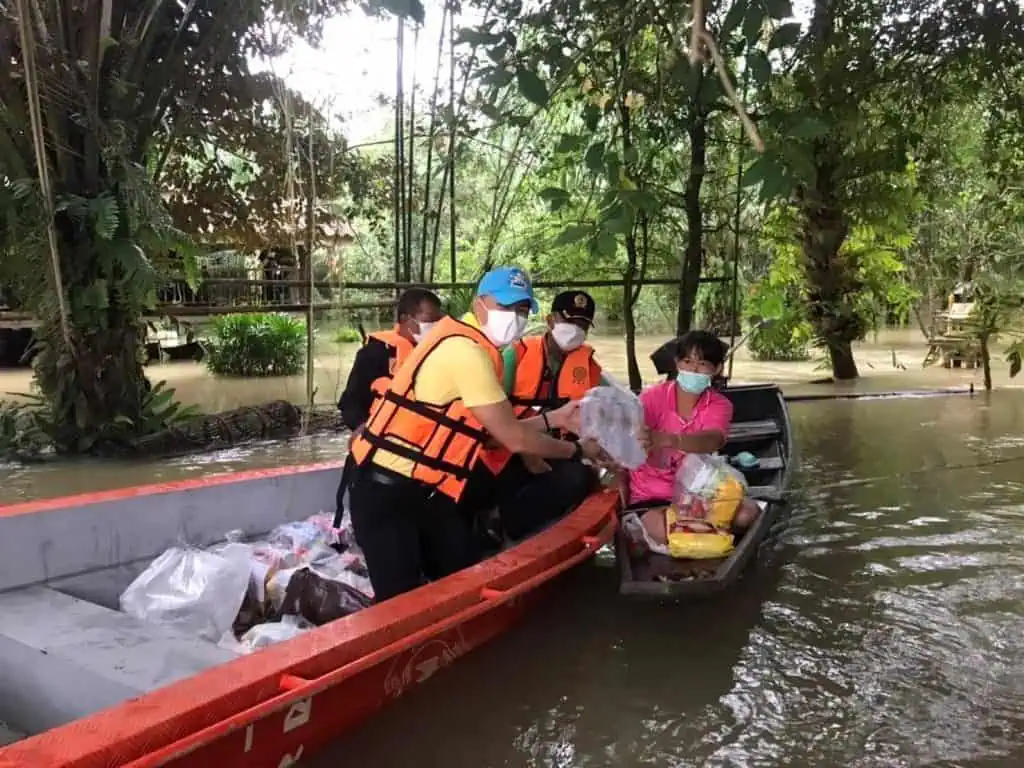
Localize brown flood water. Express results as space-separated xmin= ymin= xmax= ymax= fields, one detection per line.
xmin=311 ymin=390 xmax=1024 ymax=767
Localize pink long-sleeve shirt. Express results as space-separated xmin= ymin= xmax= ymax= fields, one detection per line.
xmin=628 ymin=381 xmax=734 ymax=505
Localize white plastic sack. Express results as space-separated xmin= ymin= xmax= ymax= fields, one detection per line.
xmin=620 ymin=511 xmax=669 ymax=557
xmin=579 ymin=386 xmax=647 ymax=469
xmin=237 ymin=615 xmax=313 ymax=653
xmin=120 ymin=545 xmax=252 ymax=642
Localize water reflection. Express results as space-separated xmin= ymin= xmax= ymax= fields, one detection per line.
xmin=313 ymin=391 xmax=1024 ymax=767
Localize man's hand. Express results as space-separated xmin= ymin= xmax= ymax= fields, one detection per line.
xmin=548 ymin=400 xmax=581 ymax=434
xmin=580 ymin=438 xmax=615 ymax=467
xmin=521 ymin=454 xmax=552 ymax=474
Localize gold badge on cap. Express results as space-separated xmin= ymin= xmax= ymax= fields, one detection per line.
xmin=574 ymin=293 xmax=587 ymax=308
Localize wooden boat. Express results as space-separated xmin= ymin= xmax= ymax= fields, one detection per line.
xmin=0 ymin=463 xmax=617 ymax=767
xmin=616 ymin=382 xmax=793 ymax=598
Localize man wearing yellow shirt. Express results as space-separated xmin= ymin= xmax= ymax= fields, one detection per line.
xmin=347 ymin=266 xmax=603 ymax=601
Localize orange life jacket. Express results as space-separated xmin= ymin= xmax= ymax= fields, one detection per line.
xmin=478 ymin=335 xmax=597 ymax=475
xmin=508 ymin=335 xmax=596 ymax=410
xmin=366 ymin=327 xmax=415 ymax=403
xmin=349 ymin=315 xmax=502 ymax=502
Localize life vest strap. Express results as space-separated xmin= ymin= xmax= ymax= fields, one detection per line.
xmin=358 ymin=430 xmax=474 ymax=480
xmin=381 ymin=389 xmax=490 ymax=442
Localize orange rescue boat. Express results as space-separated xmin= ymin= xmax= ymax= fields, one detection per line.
xmin=0 ymin=462 xmax=617 ymax=767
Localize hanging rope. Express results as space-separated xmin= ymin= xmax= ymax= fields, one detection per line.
xmin=687 ymin=0 xmax=765 ymax=153
xmin=15 ymin=0 xmax=72 ymax=348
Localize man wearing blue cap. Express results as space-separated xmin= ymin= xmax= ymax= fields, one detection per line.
xmin=347 ymin=266 xmax=604 ymax=602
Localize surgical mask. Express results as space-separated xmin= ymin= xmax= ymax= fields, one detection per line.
xmin=551 ymin=322 xmax=586 ymax=352
xmin=412 ymin=320 xmax=437 ymax=344
xmin=677 ymin=371 xmax=712 ymax=395
xmin=483 ymin=308 xmax=527 ymax=347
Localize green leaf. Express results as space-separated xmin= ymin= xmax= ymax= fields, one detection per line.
xmin=555 ymin=134 xmax=587 ymax=153
xmin=721 ymin=0 xmax=749 ymax=37
xmin=480 ymin=103 xmax=504 ymax=121
xmin=376 ymin=0 xmax=425 ymax=23
xmin=539 ymin=186 xmax=571 ymax=211
xmin=743 ymin=3 xmax=767 ymax=45
xmin=456 ymin=28 xmax=502 ymax=47
xmin=624 ymin=146 xmax=639 ymax=166
xmin=594 ymin=232 xmax=618 ymax=257
xmin=781 ymin=145 xmax=816 ymax=183
xmin=484 ymin=68 xmax=514 ymax=88
xmin=603 ymin=206 xmax=634 ymax=234
xmin=1008 ymin=343 xmax=1022 ymax=378
xmin=764 ymin=0 xmax=793 ymax=19
xmin=742 ymin=154 xmax=778 ymax=188
xmin=759 ymin=166 xmax=793 ymax=202
xmin=769 ymin=22 xmax=802 ymax=50
xmin=582 ymin=104 xmax=602 ymax=131
xmin=516 ymin=68 xmax=549 ymax=107
xmin=790 ymin=115 xmax=830 ymax=140
xmin=585 ymin=142 xmax=605 ymax=172
xmin=747 ymin=50 xmax=771 ymax=86
xmin=554 ymin=224 xmax=592 ymax=246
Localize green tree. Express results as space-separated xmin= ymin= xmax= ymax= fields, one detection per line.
xmin=0 ymin=0 xmax=418 ymax=451
xmin=743 ymin=0 xmax=1024 ymax=379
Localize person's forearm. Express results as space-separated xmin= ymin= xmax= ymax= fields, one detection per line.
xmin=675 ymin=431 xmax=726 ymax=453
xmin=521 ymin=429 xmax=576 ymax=459
xmin=520 ymin=412 xmax=551 ymax=433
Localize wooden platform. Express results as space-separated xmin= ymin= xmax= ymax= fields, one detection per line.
xmin=923 ymin=334 xmax=982 ymax=369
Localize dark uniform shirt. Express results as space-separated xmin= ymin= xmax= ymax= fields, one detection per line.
xmin=337 ymin=338 xmax=392 ymax=430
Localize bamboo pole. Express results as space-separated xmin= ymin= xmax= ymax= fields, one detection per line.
xmin=15 ymin=0 xmax=72 ymax=347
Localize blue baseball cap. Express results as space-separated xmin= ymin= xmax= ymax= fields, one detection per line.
xmin=476 ymin=266 xmax=538 ymax=312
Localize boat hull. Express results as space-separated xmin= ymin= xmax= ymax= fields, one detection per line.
xmin=0 ymin=466 xmax=618 ymax=768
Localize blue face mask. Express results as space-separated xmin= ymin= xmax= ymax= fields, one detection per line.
xmin=677 ymin=371 xmax=712 ymax=394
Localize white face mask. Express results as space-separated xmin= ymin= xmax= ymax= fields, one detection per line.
xmin=551 ymin=322 xmax=586 ymax=352
xmin=412 ymin=320 xmax=437 ymax=344
xmin=483 ymin=308 xmax=527 ymax=347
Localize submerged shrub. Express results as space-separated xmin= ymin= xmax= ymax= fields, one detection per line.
xmin=333 ymin=326 xmax=362 ymax=343
xmin=203 ymin=313 xmax=306 ymax=377
xmin=745 ymin=282 xmax=813 ymax=362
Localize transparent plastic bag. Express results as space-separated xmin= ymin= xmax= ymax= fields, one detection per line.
xmin=120 ymin=545 xmax=251 ymax=642
xmin=579 ymin=386 xmax=646 ymax=469
xmin=672 ymin=453 xmax=747 ymax=528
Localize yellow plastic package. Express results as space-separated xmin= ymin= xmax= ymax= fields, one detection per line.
xmin=665 ymin=504 xmax=735 ymax=559
xmin=663 ymin=469 xmax=745 ymax=559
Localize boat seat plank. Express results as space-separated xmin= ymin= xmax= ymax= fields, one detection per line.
xmin=746 ymin=484 xmax=784 ymax=502
xmin=727 ymin=419 xmax=780 ymax=441
xmin=743 ymin=456 xmax=784 ymax=472
xmin=0 ymin=586 xmax=237 ymax=735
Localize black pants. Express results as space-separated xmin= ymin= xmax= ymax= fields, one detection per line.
xmin=462 ymin=456 xmax=598 ymax=542
xmin=349 ymin=466 xmax=481 ymax=602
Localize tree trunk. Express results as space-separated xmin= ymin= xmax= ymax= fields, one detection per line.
xmin=623 ymin=265 xmax=642 ymax=392
xmin=800 ymin=171 xmax=861 ymax=380
xmin=981 ymin=335 xmax=992 ymax=391
xmin=34 ymin=311 xmax=148 ymax=453
xmin=676 ymin=92 xmax=707 ymax=336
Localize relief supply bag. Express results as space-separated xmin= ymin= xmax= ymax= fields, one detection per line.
xmin=579 ymin=386 xmax=647 ymax=469
xmin=120 ymin=544 xmax=251 ymax=642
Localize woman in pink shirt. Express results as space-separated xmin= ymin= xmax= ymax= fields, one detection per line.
xmin=628 ymin=331 xmax=758 ymax=531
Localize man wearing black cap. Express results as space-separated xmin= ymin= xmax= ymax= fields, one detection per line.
xmin=470 ymin=290 xmax=607 ymax=541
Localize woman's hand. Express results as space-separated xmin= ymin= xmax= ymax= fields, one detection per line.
xmin=638 ymin=426 xmax=679 ymax=454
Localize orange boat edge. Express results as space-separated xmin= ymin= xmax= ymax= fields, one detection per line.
xmin=0 ymin=464 xmax=618 ymax=768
